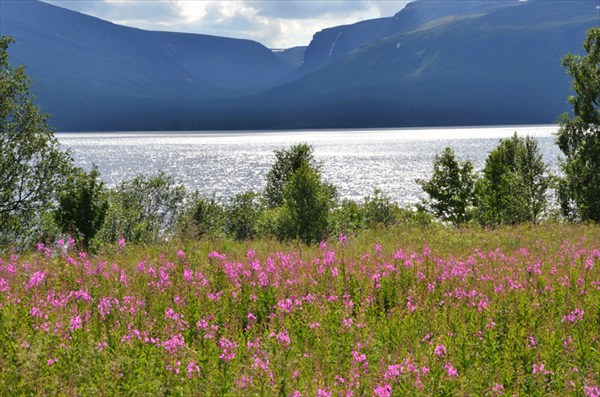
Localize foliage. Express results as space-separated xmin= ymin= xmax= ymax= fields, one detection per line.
xmin=0 ymin=224 xmax=598 ymax=396
xmin=55 ymin=166 xmax=108 ymax=248
xmin=177 ymin=193 xmax=226 ymax=239
xmin=556 ymin=27 xmax=600 ymax=221
xmin=225 ymin=191 xmax=263 ymax=241
xmin=331 ymin=190 xmax=404 ymax=235
xmin=418 ymin=147 xmax=477 ymax=226
xmin=476 ymin=133 xmax=548 ymax=226
xmin=95 ymin=172 xmax=186 ymax=244
xmin=264 ymin=143 xmax=319 ymax=209
xmin=0 ymin=36 xmax=73 ymax=250
xmin=279 ymin=162 xmax=336 ymax=244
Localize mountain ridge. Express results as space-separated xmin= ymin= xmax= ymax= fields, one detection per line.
xmin=1 ymin=0 xmax=598 ymax=131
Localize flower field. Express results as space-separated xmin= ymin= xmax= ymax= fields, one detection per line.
xmin=0 ymin=224 xmax=599 ymax=396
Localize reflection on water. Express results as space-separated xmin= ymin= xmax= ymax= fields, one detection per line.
xmin=57 ymin=125 xmax=560 ymax=206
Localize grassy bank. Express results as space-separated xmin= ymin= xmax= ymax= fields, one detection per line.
xmin=1 ymin=223 xmax=599 ymax=396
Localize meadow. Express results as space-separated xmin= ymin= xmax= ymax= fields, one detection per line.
xmin=0 ymin=223 xmax=598 ymax=396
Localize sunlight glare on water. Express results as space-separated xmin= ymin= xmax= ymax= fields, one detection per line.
xmin=57 ymin=125 xmax=560 ymax=206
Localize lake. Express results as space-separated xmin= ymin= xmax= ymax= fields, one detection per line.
xmin=56 ymin=125 xmax=561 ymax=207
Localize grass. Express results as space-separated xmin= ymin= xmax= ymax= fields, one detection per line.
xmin=0 ymin=223 xmax=598 ymax=396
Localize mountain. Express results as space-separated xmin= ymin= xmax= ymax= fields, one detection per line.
xmin=221 ymin=0 xmax=599 ymax=129
xmin=1 ymin=0 xmax=598 ymax=131
xmin=0 ymin=0 xmax=293 ymax=130
xmin=273 ymin=47 xmax=307 ymax=69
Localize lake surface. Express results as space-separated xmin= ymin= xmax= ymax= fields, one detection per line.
xmin=56 ymin=125 xmax=561 ymax=207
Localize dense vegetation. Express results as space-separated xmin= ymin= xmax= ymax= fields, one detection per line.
xmin=0 ymin=224 xmax=599 ymax=395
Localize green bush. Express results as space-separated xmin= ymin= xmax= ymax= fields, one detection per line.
xmin=177 ymin=193 xmax=226 ymax=239
xmin=264 ymin=143 xmax=319 ymax=209
xmin=279 ymin=162 xmax=336 ymax=244
xmin=95 ymin=172 xmax=186 ymax=245
xmin=476 ymin=133 xmax=548 ymax=226
xmin=55 ymin=166 xmax=108 ymax=248
xmin=418 ymin=147 xmax=477 ymax=226
xmin=0 ymin=36 xmax=73 ymax=250
xmin=556 ymin=27 xmax=600 ymax=221
xmin=226 ymin=191 xmax=263 ymax=240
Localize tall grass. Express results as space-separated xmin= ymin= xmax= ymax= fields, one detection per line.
xmin=0 ymin=223 xmax=598 ymax=396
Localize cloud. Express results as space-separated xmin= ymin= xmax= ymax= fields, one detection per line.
xmin=41 ymin=0 xmax=412 ymax=48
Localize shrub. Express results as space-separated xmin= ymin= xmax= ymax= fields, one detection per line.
xmin=0 ymin=36 xmax=73 ymax=250
xmin=556 ymin=27 xmax=600 ymax=221
xmin=279 ymin=162 xmax=336 ymax=244
xmin=418 ymin=147 xmax=477 ymax=226
xmin=95 ymin=172 xmax=186 ymax=244
xmin=476 ymin=133 xmax=548 ymax=226
xmin=264 ymin=143 xmax=319 ymax=209
xmin=55 ymin=166 xmax=108 ymax=248
xmin=177 ymin=193 xmax=226 ymax=239
xmin=226 ymin=191 xmax=263 ymax=240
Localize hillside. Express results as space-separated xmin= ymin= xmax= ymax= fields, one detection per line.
xmin=1 ymin=0 xmax=598 ymax=131
xmin=0 ymin=0 xmax=293 ymax=130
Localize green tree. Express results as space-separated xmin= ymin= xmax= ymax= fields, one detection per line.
xmin=476 ymin=134 xmax=548 ymax=226
xmin=55 ymin=166 xmax=108 ymax=248
xmin=96 ymin=172 xmax=186 ymax=244
xmin=418 ymin=147 xmax=477 ymax=225
xmin=280 ymin=162 xmax=336 ymax=244
xmin=177 ymin=193 xmax=226 ymax=239
xmin=264 ymin=143 xmax=319 ymax=209
xmin=556 ymin=27 xmax=600 ymax=221
xmin=226 ymin=191 xmax=263 ymax=241
xmin=0 ymin=36 xmax=73 ymax=249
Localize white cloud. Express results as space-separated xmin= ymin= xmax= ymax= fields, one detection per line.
xmin=41 ymin=0 xmax=413 ymax=48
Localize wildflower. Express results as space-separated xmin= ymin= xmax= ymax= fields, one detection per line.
xmin=69 ymin=315 xmax=82 ymax=332
xmin=491 ymin=384 xmax=504 ymax=395
xmin=47 ymin=357 xmax=58 ymax=366
xmin=26 ymin=271 xmax=46 ymax=289
xmin=162 ymin=334 xmax=186 ymax=354
xmin=186 ymin=361 xmax=200 ymax=378
xmin=351 ymin=350 xmax=367 ymax=364
xmin=177 ymin=249 xmax=185 ymax=259
xmin=219 ymin=337 xmax=238 ymax=362
xmin=117 ymin=237 xmax=126 ymax=248
xmin=434 ymin=344 xmax=447 ymax=358
xmin=584 ymin=385 xmax=600 ymax=397
xmin=277 ymin=330 xmax=290 ymax=347
xmin=562 ymin=308 xmax=584 ymax=323
xmin=316 ymin=388 xmax=331 ymax=397
xmin=374 ymin=383 xmax=392 ymax=397
xmin=444 ymin=363 xmax=458 ymax=377
xmin=533 ymin=363 xmax=554 ymax=376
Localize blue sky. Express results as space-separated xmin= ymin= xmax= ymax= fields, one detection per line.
xmin=41 ymin=1 xmax=412 ymax=48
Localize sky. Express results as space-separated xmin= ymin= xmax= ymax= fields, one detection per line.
xmin=41 ymin=0 xmax=413 ymax=48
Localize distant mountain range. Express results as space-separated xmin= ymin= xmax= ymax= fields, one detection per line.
xmin=1 ymin=0 xmax=598 ymax=131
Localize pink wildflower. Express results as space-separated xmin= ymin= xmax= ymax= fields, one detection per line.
xmin=444 ymin=363 xmax=458 ymax=377
xmin=434 ymin=344 xmax=447 ymax=358
xmin=219 ymin=337 xmax=238 ymax=362
xmin=491 ymin=383 xmax=504 ymax=395
xmin=584 ymin=385 xmax=600 ymax=397
xmin=374 ymin=383 xmax=392 ymax=397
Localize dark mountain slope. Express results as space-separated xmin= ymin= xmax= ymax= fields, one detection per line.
xmin=0 ymin=0 xmax=292 ymax=130
xmin=222 ymin=0 xmax=599 ymax=129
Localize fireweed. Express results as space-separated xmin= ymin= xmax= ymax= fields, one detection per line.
xmin=0 ymin=226 xmax=598 ymax=396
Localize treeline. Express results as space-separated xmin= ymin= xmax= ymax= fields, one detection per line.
xmin=1 ymin=27 xmax=599 ymax=252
